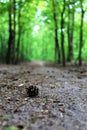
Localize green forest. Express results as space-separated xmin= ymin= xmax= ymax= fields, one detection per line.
xmin=0 ymin=0 xmax=87 ymax=66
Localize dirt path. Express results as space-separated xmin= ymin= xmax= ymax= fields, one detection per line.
xmin=0 ymin=63 xmax=87 ymax=130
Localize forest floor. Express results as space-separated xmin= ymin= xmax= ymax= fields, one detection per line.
xmin=0 ymin=61 xmax=87 ymax=130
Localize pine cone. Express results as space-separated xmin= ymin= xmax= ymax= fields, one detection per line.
xmin=27 ymin=85 xmax=39 ymax=97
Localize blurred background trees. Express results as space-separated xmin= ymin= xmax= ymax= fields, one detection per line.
xmin=0 ymin=0 xmax=87 ymax=66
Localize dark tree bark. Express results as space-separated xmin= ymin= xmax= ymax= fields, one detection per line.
xmin=6 ymin=0 xmax=13 ymax=64
xmin=52 ymin=0 xmax=61 ymax=63
xmin=0 ymin=36 xmax=4 ymax=62
xmin=16 ymin=0 xmax=21 ymax=63
xmin=61 ymin=0 xmax=66 ymax=66
xmin=67 ymin=1 xmax=75 ymax=62
xmin=12 ymin=0 xmax=16 ymax=63
xmin=78 ymin=0 xmax=84 ymax=66
xmin=70 ymin=1 xmax=75 ymax=60
xmin=6 ymin=0 xmax=16 ymax=64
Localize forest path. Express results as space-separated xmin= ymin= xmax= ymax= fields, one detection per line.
xmin=0 ymin=62 xmax=87 ymax=130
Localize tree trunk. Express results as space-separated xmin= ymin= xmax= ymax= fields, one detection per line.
xmin=12 ymin=0 xmax=16 ymax=63
xmin=52 ymin=0 xmax=61 ymax=63
xmin=70 ymin=1 xmax=75 ymax=60
xmin=61 ymin=0 xmax=66 ymax=66
xmin=16 ymin=0 xmax=21 ymax=63
xmin=67 ymin=1 xmax=75 ymax=62
xmin=6 ymin=0 xmax=12 ymax=64
xmin=6 ymin=0 xmax=16 ymax=64
xmin=78 ymin=0 xmax=84 ymax=66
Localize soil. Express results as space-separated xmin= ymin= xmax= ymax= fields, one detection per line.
xmin=0 ymin=62 xmax=87 ymax=130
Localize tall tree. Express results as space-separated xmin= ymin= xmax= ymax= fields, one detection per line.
xmin=67 ymin=0 xmax=75 ymax=62
xmin=6 ymin=0 xmax=13 ymax=64
xmin=78 ymin=0 xmax=84 ymax=66
xmin=6 ymin=0 xmax=16 ymax=64
xmin=52 ymin=0 xmax=61 ymax=63
xmin=16 ymin=0 xmax=22 ymax=63
xmin=61 ymin=0 xmax=66 ymax=66
xmin=13 ymin=0 xmax=16 ymax=63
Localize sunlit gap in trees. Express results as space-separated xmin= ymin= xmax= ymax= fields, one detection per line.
xmin=75 ymin=8 xmax=87 ymax=21
xmin=33 ymin=25 xmax=40 ymax=34
xmin=32 ymin=5 xmax=48 ymax=34
xmin=84 ymin=13 xmax=87 ymax=21
xmin=0 ymin=0 xmax=8 ymax=3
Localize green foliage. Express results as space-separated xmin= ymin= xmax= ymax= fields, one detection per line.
xmin=4 ymin=126 xmax=19 ymax=130
xmin=0 ymin=0 xmax=87 ymax=63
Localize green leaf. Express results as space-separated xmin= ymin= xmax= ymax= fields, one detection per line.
xmin=4 ymin=126 xmax=19 ymax=130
